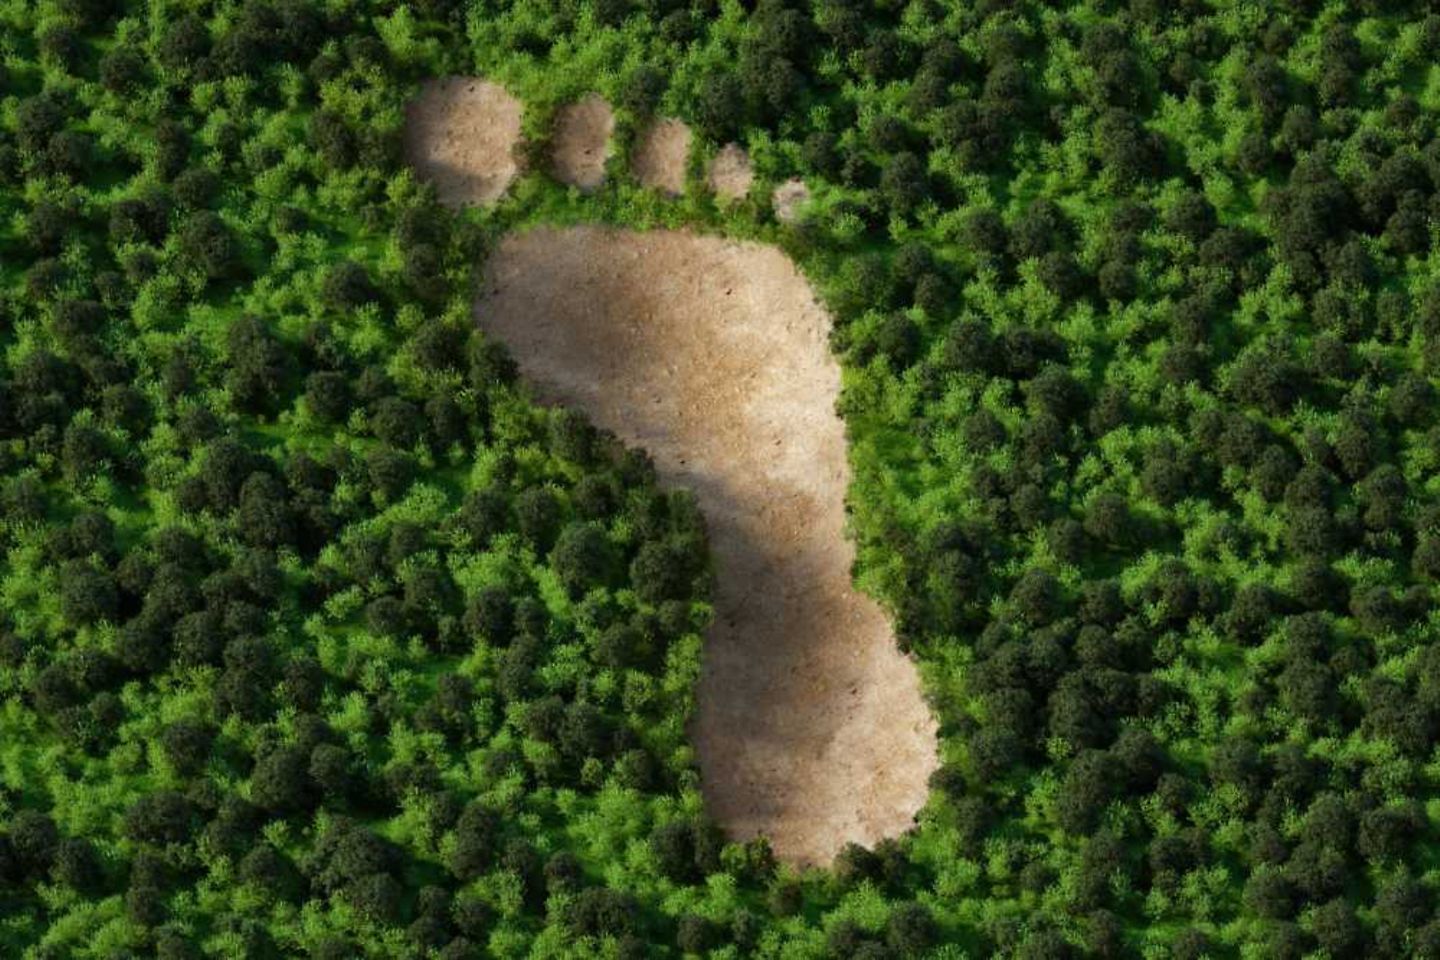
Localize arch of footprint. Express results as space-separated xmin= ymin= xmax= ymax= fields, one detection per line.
xmin=405 ymin=79 xmax=938 ymax=866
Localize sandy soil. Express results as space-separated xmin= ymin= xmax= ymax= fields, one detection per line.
xmin=707 ymin=143 xmax=754 ymax=202
xmin=404 ymin=78 xmax=523 ymax=207
xmin=474 ymin=226 xmax=938 ymax=865
xmin=551 ymin=95 xmax=614 ymax=190
xmin=633 ymin=119 xmax=692 ymax=196
xmin=772 ymin=178 xmax=812 ymax=224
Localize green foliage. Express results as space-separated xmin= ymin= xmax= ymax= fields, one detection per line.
xmin=6 ymin=0 xmax=1440 ymax=955
xmin=0 ymin=0 xmax=721 ymax=952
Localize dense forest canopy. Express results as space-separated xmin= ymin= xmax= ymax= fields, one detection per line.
xmin=3 ymin=0 xmax=1440 ymax=956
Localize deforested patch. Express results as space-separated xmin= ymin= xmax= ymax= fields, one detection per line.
xmin=707 ymin=143 xmax=754 ymax=203
xmin=633 ymin=119 xmax=692 ymax=196
xmin=474 ymin=226 xmax=939 ymax=865
xmin=404 ymin=77 xmax=524 ymax=208
xmin=550 ymin=95 xmax=614 ymax=190
xmin=772 ymin=177 xmax=811 ymax=224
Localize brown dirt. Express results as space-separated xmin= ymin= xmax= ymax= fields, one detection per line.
xmin=474 ymin=226 xmax=938 ymax=866
xmin=550 ymin=95 xmax=614 ymax=190
xmin=707 ymin=143 xmax=754 ymax=202
xmin=403 ymin=78 xmax=524 ymax=208
xmin=632 ymin=119 xmax=692 ymax=196
xmin=772 ymin=177 xmax=812 ymax=224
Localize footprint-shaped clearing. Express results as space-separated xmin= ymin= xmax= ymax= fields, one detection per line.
xmin=407 ymin=78 xmax=936 ymax=865
xmin=476 ymin=228 xmax=937 ymax=865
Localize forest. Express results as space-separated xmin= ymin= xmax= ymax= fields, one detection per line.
xmin=4 ymin=0 xmax=1440 ymax=956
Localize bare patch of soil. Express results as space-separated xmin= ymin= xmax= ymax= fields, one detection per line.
xmin=404 ymin=78 xmax=523 ymax=208
xmin=707 ymin=143 xmax=754 ymax=202
xmin=475 ymin=226 xmax=938 ymax=865
xmin=633 ymin=119 xmax=692 ymax=196
xmin=772 ymin=177 xmax=811 ymax=224
xmin=551 ymin=95 xmax=614 ymax=190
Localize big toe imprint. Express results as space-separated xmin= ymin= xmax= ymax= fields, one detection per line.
xmin=408 ymin=79 xmax=938 ymax=867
